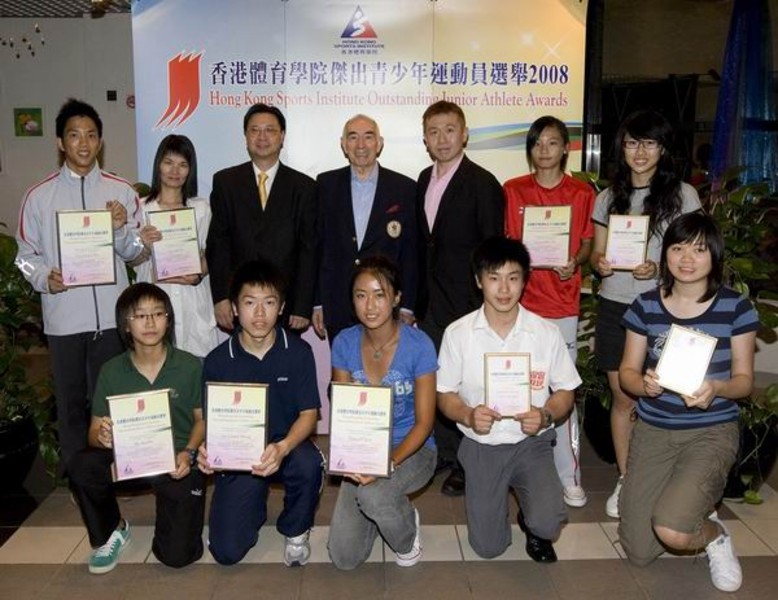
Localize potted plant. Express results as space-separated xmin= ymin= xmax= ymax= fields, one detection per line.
xmin=705 ymin=172 xmax=778 ymax=503
xmin=0 ymin=224 xmax=57 ymax=485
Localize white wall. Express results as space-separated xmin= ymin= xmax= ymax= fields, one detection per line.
xmin=0 ymin=15 xmax=136 ymax=232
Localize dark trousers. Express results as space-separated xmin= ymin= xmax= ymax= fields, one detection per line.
xmin=418 ymin=318 xmax=462 ymax=467
xmin=69 ymin=448 xmax=205 ymax=568
xmin=208 ymin=440 xmax=324 ymax=565
xmin=48 ymin=330 xmax=124 ymax=476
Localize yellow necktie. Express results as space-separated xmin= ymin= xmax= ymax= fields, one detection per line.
xmin=258 ymin=172 xmax=268 ymax=209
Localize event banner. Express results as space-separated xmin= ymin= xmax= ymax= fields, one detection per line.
xmin=133 ymin=0 xmax=588 ymax=191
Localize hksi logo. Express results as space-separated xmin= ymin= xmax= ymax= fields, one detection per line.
xmin=545 ymin=210 xmax=552 ymax=220
xmin=155 ymin=52 xmax=203 ymax=129
xmin=169 ymin=213 xmax=177 ymax=226
xmin=83 ymin=215 xmax=91 ymax=228
xmin=626 ymin=220 xmax=632 ymax=229
xmin=136 ymin=398 xmax=145 ymax=413
xmin=530 ymin=370 xmax=546 ymax=390
xmin=341 ymin=6 xmax=377 ymax=38
xmin=358 ymin=391 xmax=368 ymax=406
xmin=233 ymin=390 xmax=242 ymax=406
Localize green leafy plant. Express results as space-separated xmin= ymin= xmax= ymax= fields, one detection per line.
xmin=0 ymin=224 xmax=57 ymax=477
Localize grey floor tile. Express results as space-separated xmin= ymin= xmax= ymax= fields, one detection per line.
xmin=626 ymin=557 xmax=730 ymax=600
xmin=548 ymin=559 xmax=646 ymax=600
xmin=210 ymin=563 xmax=303 ymax=599
xmin=385 ymin=561 xmax=473 ymax=599
xmin=466 ymin=561 xmax=559 ymax=599
xmin=300 ymin=562 xmax=385 ymax=599
xmin=737 ymin=556 xmax=778 ymax=599
xmin=0 ymin=564 xmax=62 ymax=599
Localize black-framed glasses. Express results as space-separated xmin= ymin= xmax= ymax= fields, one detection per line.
xmin=127 ymin=311 xmax=168 ymax=322
xmin=623 ymin=139 xmax=660 ymax=151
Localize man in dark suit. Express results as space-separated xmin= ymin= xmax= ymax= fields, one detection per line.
xmin=313 ymin=114 xmax=418 ymax=342
xmin=207 ymin=103 xmax=316 ymax=332
xmin=416 ymin=100 xmax=505 ymax=496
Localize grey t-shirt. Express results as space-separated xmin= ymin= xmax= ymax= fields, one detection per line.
xmin=592 ymin=182 xmax=701 ymax=304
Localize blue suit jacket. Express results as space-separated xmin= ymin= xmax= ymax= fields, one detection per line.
xmin=316 ymin=164 xmax=418 ymax=335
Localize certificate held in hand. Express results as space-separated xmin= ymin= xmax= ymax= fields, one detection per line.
xmin=605 ymin=215 xmax=650 ymax=270
xmin=655 ymin=324 xmax=718 ymax=398
xmin=328 ymin=383 xmax=393 ymax=478
xmin=108 ymin=389 xmax=176 ymax=481
xmin=206 ymin=382 xmax=267 ymax=471
xmin=147 ymin=207 xmax=201 ymax=281
xmin=56 ymin=209 xmax=116 ymax=287
xmin=521 ymin=205 xmax=572 ymax=269
xmin=484 ymin=353 xmax=532 ymax=417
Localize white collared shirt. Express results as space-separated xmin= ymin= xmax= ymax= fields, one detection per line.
xmin=437 ymin=305 xmax=581 ymax=445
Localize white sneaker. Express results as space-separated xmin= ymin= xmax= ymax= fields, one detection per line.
xmin=395 ymin=508 xmax=422 ymax=567
xmin=563 ymin=485 xmax=588 ymax=508
xmin=706 ymin=514 xmax=742 ymax=592
xmin=606 ymin=476 xmax=623 ymax=519
xmin=283 ymin=530 xmax=311 ymax=567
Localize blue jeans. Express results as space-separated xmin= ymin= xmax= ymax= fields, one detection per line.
xmin=328 ymin=445 xmax=436 ymax=570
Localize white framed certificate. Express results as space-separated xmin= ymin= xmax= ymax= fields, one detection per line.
xmin=328 ymin=383 xmax=393 ymax=478
xmin=655 ymin=324 xmax=718 ymax=397
xmin=205 ymin=382 xmax=267 ymax=471
xmin=522 ymin=205 xmax=572 ymax=269
xmin=56 ymin=210 xmax=116 ymax=287
xmin=108 ymin=389 xmax=176 ymax=481
xmin=147 ymin=207 xmax=201 ymax=281
xmin=484 ymin=352 xmax=532 ymax=417
xmin=605 ymin=214 xmax=650 ymax=270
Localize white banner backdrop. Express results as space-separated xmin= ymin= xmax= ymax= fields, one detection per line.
xmin=132 ymin=0 xmax=589 ymax=429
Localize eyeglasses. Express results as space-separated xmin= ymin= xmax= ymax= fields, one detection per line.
xmin=623 ymin=139 xmax=660 ymax=151
xmin=127 ymin=311 xmax=168 ymax=322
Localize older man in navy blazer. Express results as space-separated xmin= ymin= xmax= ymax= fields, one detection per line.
xmin=313 ymin=114 xmax=418 ymax=342
xmin=207 ymin=103 xmax=316 ymax=332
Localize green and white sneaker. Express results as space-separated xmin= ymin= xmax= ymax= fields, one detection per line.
xmin=88 ymin=521 xmax=131 ymax=574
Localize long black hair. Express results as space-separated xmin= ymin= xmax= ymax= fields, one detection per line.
xmin=609 ymin=110 xmax=683 ymax=238
xmin=147 ymin=134 xmax=198 ymax=204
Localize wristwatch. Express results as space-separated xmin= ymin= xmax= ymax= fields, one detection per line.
xmin=185 ymin=447 xmax=198 ymax=466
xmin=540 ymin=407 xmax=554 ymax=429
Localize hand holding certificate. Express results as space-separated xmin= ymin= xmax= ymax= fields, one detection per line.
xmin=328 ymin=383 xmax=393 ymax=478
xmin=522 ymin=206 xmax=572 ymax=269
xmin=57 ymin=210 xmax=116 ymax=287
xmin=206 ymin=383 xmax=267 ymax=471
xmin=109 ymin=389 xmax=176 ymax=481
xmin=484 ymin=353 xmax=532 ymax=417
xmin=605 ymin=215 xmax=650 ymax=270
xmin=147 ymin=208 xmax=202 ymax=281
xmin=655 ymin=324 xmax=718 ymax=399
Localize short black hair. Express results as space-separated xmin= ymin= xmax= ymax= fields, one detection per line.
xmin=243 ymin=103 xmax=286 ymax=133
xmin=116 ymin=283 xmax=175 ymax=350
xmin=228 ymin=259 xmax=288 ymax=306
xmin=148 ymin=134 xmax=198 ymax=203
xmin=660 ymin=212 xmax=723 ymax=302
xmin=472 ymin=236 xmax=531 ymax=280
xmin=55 ymin=98 xmax=102 ymax=139
xmin=526 ymin=115 xmax=570 ymax=172
xmin=349 ymin=255 xmax=403 ymax=320
xmin=422 ymin=100 xmax=466 ymax=129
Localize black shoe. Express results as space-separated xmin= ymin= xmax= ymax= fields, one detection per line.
xmin=524 ymin=531 xmax=557 ymax=563
xmin=441 ymin=468 xmax=465 ymax=497
xmin=434 ymin=457 xmax=455 ymax=476
xmin=518 ymin=511 xmax=557 ymax=563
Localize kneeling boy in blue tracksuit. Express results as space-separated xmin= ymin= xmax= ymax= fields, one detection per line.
xmin=198 ymin=259 xmax=324 ymax=566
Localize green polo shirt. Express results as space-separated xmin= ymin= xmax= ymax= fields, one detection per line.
xmin=92 ymin=345 xmax=202 ymax=451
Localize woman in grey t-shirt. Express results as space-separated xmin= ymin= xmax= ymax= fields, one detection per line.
xmin=588 ymin=110 xmax=701 ymax=519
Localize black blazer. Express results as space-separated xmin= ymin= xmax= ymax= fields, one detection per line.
xmin=206 ymin=161 xmax=317 ymax=319
xmin=316 ymin=165 xmax=418 ymax=334
xmin=416 ymin=154 xmax=504 ymax=330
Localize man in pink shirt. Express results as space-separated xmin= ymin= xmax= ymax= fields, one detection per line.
xmin=415 ymin=100 xmax=504 ymax=496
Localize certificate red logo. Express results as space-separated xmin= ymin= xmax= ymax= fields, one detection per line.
xmin=233 ymin=391 xmax=242 ymax=406
xmin=136 ymin=398 xmax=145 ymax=413
xmin=83 ymin=215 xmax=91 ymax=228
xmin=358 ymin=391 xmax=368 ymax=406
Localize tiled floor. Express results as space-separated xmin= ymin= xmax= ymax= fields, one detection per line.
xmin=1 ymin=432 xmax=777 ymax=599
